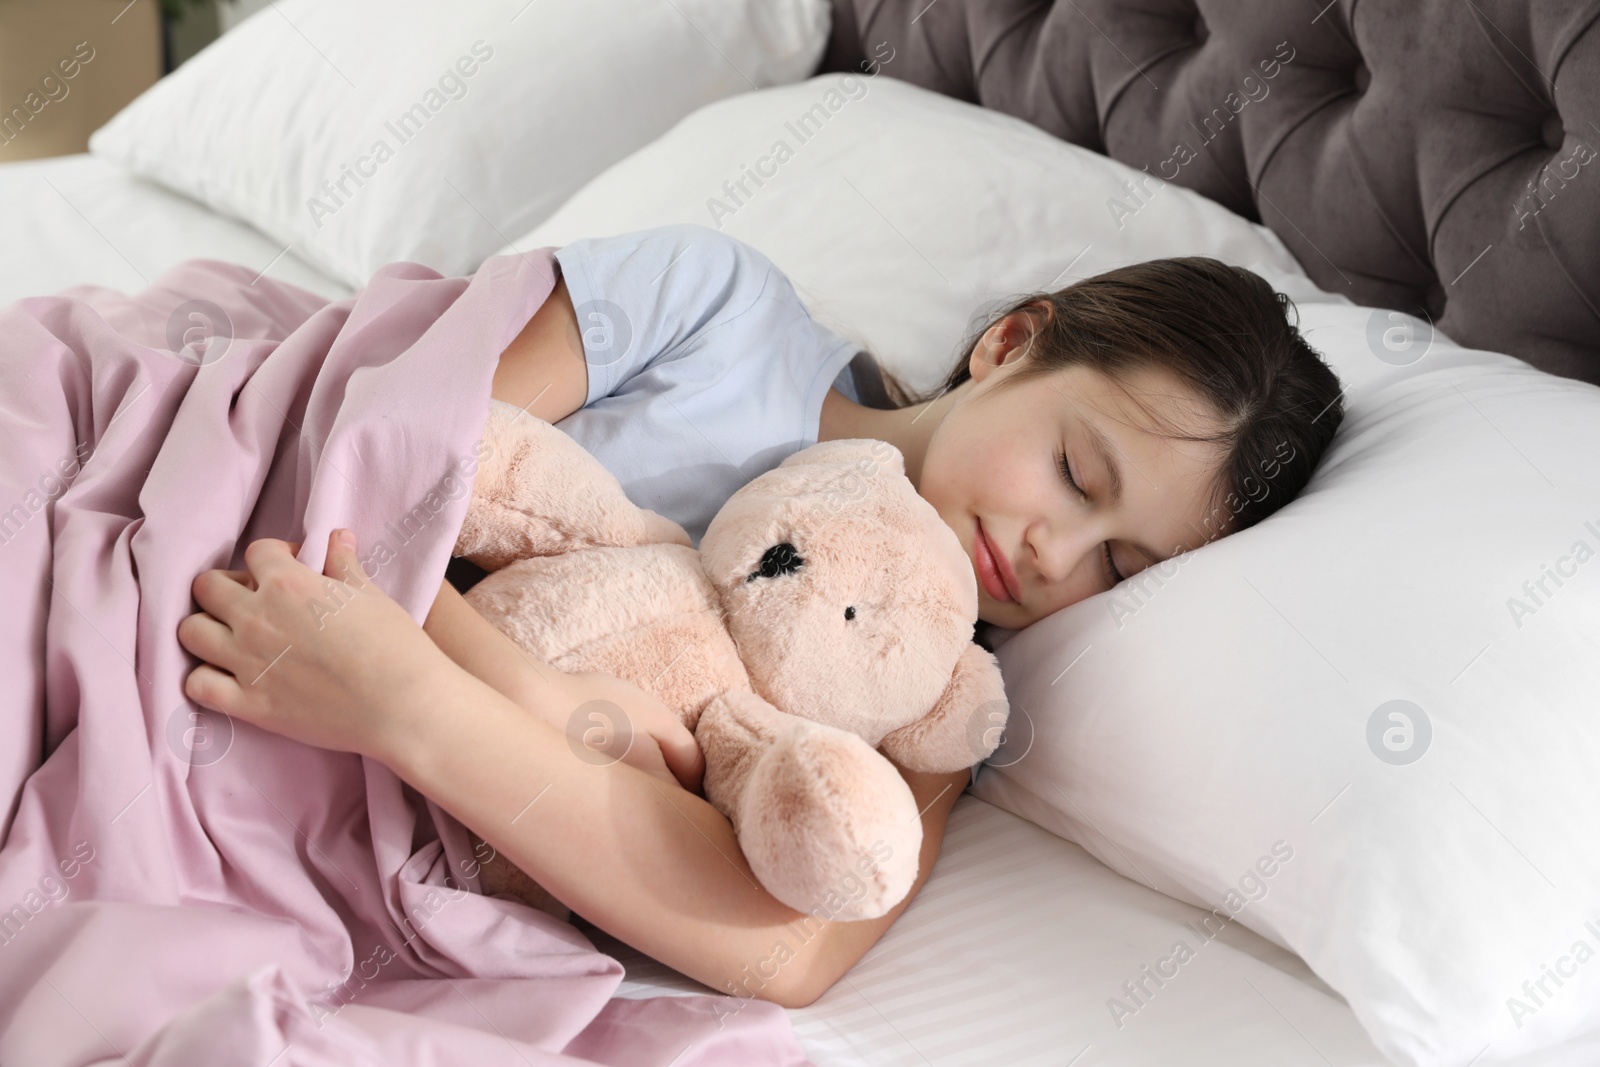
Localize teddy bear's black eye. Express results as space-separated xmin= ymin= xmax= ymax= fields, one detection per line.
xmin=844 ymin=606 xmax=856 ymax=620
xmin=747 ymin=541 xmax=804 ymax=582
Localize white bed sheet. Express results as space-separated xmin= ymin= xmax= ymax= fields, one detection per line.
xmin=0 ymin=153 xmax=349 ymax=307
xmin=587 ymin=794 xmax=1393 ymax=1066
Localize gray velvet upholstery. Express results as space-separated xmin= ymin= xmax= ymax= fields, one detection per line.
xmin=819 ymin=0 xmax=1600 ymax=384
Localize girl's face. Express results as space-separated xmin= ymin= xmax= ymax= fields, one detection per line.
xmin=918 ymin=313 xmax=1231 ymax=629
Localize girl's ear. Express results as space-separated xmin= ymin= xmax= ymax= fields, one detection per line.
xmin=971 ymin=309 xmax=1039 ymax=380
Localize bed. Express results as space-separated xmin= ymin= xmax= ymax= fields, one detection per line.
xmin=2 ymin=1 xmax=1596 ymax=1065
xmin=0 ymin=152 xmax=1394 ymax=1067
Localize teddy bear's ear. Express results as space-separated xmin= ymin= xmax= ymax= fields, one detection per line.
xmin=878 ymin=643 xmax=1009 ymax=774
xmin=777 ymin=438 xmax=905 ymax=479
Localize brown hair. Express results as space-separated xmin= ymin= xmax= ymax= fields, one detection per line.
xmin=877 ymin=257 xmax=1344 ymax=541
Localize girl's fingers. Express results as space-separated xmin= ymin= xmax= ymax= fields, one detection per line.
xmin=219 ymin=568 xmax=256 ymax=590
xmin=655 ymin=723 xmax=706 ymax=795
xmin=183 ymin=661 xmax=245 ymax=717
xmin=177 ymin=611 xmax=242 ymax=675
xmin=320 ymin=530 xmax=371 ymax=590
xmin=242 ymin=537 xmax=305 ymax=584
xmin=191 ymin=568 xmax=254 ymax=624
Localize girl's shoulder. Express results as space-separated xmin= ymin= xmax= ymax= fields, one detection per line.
xmin=554 ymin=224 xmax=800 ymax=347
xmin=557 ymin=224 xmax=785 ymax=302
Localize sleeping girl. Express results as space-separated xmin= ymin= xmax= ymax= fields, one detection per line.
xmin=175 ymin=223 xmax=1344 ymax=1009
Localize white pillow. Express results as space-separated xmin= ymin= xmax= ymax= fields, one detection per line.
xmin=498 ymin=73 xmax=1309 ymax=396
xmin=503 ymin=74 xmax=1600 ymax=1065
xmin=969 ymin=280 xmax=1600 ymax=1065
xmin=88 ymin=0 xmax=829 ymax=287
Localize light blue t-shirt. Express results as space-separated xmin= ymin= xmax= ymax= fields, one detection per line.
xmin=551 ymin=224 xmax=879 ymax=546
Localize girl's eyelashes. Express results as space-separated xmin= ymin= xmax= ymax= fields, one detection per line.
xmin=1056 ymin=449 xmax=1125 ymax=586
xmin=1102 ymin=543 xmax=1124 ymax=585
xmin=1055 ymin=449 xmax=1083 ymax=496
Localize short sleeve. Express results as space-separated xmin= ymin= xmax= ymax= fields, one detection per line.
xmin=554 ymin=224 xmax=775 ymax=407
xmin=546 ymin=223 xmax=865 ymax=546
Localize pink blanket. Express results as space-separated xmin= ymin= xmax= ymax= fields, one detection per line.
xmin=0 ymin=252 xmax=812 ymax=1066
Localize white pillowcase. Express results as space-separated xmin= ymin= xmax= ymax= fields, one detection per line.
xmin=502 ymin=73 xmax=1600 ymax=1065
xmin=970 ymin=283 xmax=1600 ymax=1066
xmin=498 ymin=73 xmax=1308 ymax=395
xmin=88 ymin=0 xmax=829 ymax=286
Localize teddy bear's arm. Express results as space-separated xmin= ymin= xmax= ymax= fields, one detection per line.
xmin=454 ymin=399 xmax=689 ymax=569
xmin=877 ymin=643 xmax=1010 ymax=774
xmin=698 ymin=690 xmax=923 ymax=922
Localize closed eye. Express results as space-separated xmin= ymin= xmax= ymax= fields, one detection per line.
xmin=1056 ymin=449 xmax=1125 ymax=586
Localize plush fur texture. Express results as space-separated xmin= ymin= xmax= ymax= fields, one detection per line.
xmin=454 ymin=399 xmax=1009 ymax=922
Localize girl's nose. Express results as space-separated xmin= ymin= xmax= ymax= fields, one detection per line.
xmin=1029 ymin=520 xmax=1105 ymax=591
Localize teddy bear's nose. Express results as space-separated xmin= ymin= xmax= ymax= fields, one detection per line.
xmin=748 ymin=541 xmax=804 ymax=582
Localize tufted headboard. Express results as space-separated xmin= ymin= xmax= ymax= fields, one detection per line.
xmin=818 ymin=0 xmax=1600 ymax=385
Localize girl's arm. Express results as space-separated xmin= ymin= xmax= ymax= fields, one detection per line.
xmin=491 ymin=273 xmax=589 ymax=422
xmin=421 ymin=576 xmax=704 ymax=791
xmin=182 ymin=534 xmax=965 ymax=1010
xmin=384 ymin=656 xmax=966 ymax=1010
xmin=418 ymin=576 xmax=966 ymax=1007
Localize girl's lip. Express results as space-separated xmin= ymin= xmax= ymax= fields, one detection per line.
xmin=974 ymin=518 xmax=1017 ymax=604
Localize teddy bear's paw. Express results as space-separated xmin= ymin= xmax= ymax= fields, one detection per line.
xmin=453 ymin=399 xmax=672 ymax=568
xmin=740 ymin=723 xmax=923 ymax=922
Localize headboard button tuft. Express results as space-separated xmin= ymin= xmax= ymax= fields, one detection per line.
xmin=1422 ymin=280 xmax=1447 ymax=323
xmin=1540 ymin=112 xmax=1565 ymax=152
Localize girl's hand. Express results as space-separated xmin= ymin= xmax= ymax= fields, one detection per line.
xmin=178 ymin=529 xmax=451 ymax=759
xmin=558 ymin=670 xmax=705 ymax=796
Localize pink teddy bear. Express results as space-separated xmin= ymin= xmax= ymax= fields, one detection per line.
xmin=452 ymin=399 xmax=1009 ymax=922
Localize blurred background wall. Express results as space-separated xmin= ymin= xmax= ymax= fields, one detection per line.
xmin=0 ymin=0 xmax=263 ymax=162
